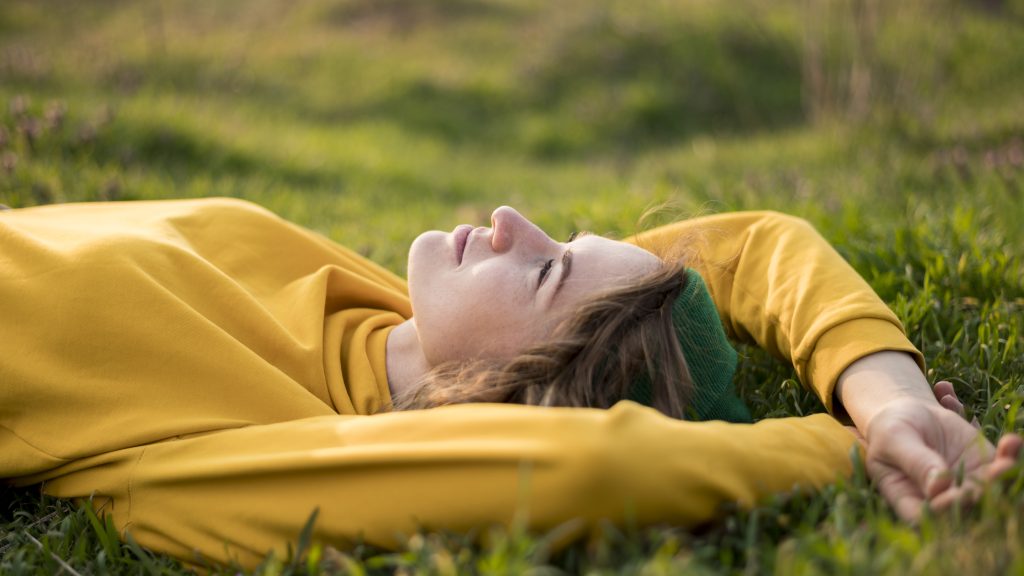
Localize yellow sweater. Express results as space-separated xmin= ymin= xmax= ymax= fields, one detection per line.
xmin=0 ymin=198 xmax=922 ymax=567
xmin=2 ymin=198 xmax=409 ymax=478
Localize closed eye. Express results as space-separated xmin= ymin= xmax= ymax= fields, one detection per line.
xmin=538 ymin=258 xmax=555 ymax=287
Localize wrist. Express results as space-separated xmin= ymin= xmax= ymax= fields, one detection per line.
xmin=835 ymin=351 xmax=936 ymax=433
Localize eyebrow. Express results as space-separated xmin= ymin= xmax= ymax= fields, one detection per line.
xmin=552 ymin=248 xmax=573 ymax=303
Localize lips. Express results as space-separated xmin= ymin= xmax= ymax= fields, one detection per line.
xmin=453 ymin=224 xmax=473 ymax=265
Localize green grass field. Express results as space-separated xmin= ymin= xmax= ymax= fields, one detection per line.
xmin=2 ymin=0 xmax=1023 ymax=573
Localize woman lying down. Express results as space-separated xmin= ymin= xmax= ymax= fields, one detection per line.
xmin=0 ymin=198 xmax=1019 ymax=568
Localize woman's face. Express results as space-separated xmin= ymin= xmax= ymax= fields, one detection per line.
xmin=407 ymin=206 xmax=661 ymax=366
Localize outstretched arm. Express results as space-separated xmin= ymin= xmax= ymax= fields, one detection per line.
xmin=629 ymin=210 xmax=922 ymax=413
xmin=630 ymin=211 xmax=1020 ymax=519
xmin=36 ymin=404 xmax=856 ymax=569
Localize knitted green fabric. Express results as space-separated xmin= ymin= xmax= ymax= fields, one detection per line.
xmin=627 ymin=269 xmax=752 ymax=423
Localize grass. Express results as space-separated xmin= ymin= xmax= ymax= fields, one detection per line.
xmin=1 ymin=0 xmax=1023 ymax=573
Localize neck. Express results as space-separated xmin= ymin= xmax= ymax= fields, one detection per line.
xmin=385 ymin=319 xmax=431 ymax=401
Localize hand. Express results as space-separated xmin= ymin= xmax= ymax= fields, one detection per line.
xmin=863 ymin=381 xmax=1022 ymax=521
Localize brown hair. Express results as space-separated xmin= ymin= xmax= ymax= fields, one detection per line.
xmin=392 ymin=258 xmax=694 ymax=419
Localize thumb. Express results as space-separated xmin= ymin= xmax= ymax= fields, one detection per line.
xmin=875 ymin=427 xmax=952 ymax=498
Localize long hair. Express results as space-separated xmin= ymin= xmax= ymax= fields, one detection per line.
xmin=392 ymin=258 xmax=694 ymax=419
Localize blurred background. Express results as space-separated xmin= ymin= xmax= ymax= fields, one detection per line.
xmin=2 ymin=2 xmax=1024 ymax=572
xmin=1 ymin=0 xmax=1021 ymax=271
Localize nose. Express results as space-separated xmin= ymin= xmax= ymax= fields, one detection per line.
xmin=490 ymin=206 xmax=551 ymax=253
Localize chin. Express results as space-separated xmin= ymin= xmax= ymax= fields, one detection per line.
xmin=408 ymin=229 xmax=447 ymax=270
xmin=407 ymin=230 xmax=448 ymax=308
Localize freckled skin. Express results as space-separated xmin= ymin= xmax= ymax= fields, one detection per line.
xmin=407 ymin=206 xmax=661 ymax=366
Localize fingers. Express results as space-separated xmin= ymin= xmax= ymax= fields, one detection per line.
xmin=986 ymin=457 xmax=1018 ymax=482
xmin=987 ymin=434 xmax=1024 ymax=482
xmin=928 ymin=482 xmax=982 ymax=516
xmin=920 ymin=434 xmax=1022 ymax=516
xmin=938 ymin=395 xmax=980 ymax=429
xmin=933 ymin=380 xmax=980 ymax=429
xmin=938 ymin=394 xmax=967 ymax=419
xmin=893 ymin=492 xmax=926 ymax=523
xmin=868 ymin=461 xmax=927 ymax=522
xmin=871 ymin=427 xmax=952 ymax=499
xmin=933 ymin=380 xmax=956 ymax=402
xmin=934 ymin=380 xmax=965 ymax=416
xmin=996 ymin=433 xmax=1023 ymax=461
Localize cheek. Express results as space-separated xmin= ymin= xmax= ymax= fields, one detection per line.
xmin=413 ymin=262 xmax=538 ymax=365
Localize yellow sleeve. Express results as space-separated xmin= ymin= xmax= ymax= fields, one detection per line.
xmin=33 ymin=403 xmax=857 ymax=569
xmin=628 ymin=211 xmax=925 ymax=413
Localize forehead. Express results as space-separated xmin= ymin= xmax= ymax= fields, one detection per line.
xmin=555 ymin=235 xmax=661 ymax=307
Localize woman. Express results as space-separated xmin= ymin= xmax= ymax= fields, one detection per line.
xmin=0 ymin=198 xmax=1018 ymax=568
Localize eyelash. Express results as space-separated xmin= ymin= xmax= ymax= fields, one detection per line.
xmin=539 ymin=231 xmax=582 ymax=287
xmin=538 ymin=259 xmax=555 ymax=286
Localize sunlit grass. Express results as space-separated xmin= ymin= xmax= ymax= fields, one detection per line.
xmin=2 ymin=0 xmax=1023 ymax=573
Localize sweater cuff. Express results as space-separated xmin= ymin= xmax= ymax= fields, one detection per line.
xmin=803 ymin=318 xmax=926 ymax=414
